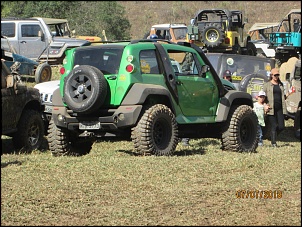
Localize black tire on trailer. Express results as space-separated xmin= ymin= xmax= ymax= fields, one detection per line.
xmin=35 ymin=62 xmax=52 ymax=83
xmin=221 ymin=105 xmax=258 ymax=152
xmin=47 ymin=119 xmax=93 ymax=156
xmin=131 ymin=104 xmax=179 ymax=156
xmin=63 ymin=65 xmax=107 ymax=114
xmin=12 ymin=109 xmax=45 ymax=152
xmin=239 ymin=73 xmax=269 ymax=101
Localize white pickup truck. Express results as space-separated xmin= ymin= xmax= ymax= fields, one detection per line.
xmin=1 ymin=17 xmax=90 ymax=65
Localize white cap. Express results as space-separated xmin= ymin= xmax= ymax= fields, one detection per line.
xmin=258 ymin=91 xmax=266 ymax=96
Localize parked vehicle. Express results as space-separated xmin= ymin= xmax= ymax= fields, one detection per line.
xmin=1 ymin=35 xmax=52 ymax=83
xmin=1 ymin=60 xmax=44 ymax=151
xmin=143 ymin=23 xmax=188 ymax=43
xmin=48 ymin=40 xmax=258 ymax=157
xmin=249 ymin=9 xmax=301 ymax=67
xmin=248 ymin=22 xmax=279 ymax=59
xmin=40 ymin=17 xmax=104 ymax=42
xmin=1 ymin=17 xmax=90 ymax=65
xmin=205 ymin=52 xmax=275 ymax=101
xmin=282 ymin=58 xmax=301 ymax=139
xmin=270 ymin=9 xmax=301 ymax=66
xmin=187 ymin=9 xmax=257 ymax=55
xmin=34 ymin=80 xmax=60 ymax=129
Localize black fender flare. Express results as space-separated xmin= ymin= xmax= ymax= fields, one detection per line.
xmin=216 ymin=90 xmax=253 ymax=122
xmin=121 ymin=83 xmax=175 ymax=110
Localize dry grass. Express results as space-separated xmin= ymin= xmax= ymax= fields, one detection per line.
xmin=119 ymin=1 xmax=301 ymax=39
xmin=2 ymin=2 xmax=301 ymax=225
xmin=1 ymin=119 xmax=301 ymax=226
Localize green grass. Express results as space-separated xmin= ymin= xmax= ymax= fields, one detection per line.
xmin=1 ymin=119 xmax=301 ymax=226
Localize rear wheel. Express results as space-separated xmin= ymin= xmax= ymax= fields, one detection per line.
xmin=131 ymin=104 xmax=178 ymax=156
xmin=221 ymin=105 xmax=258 ymax=152
xmin=47 ymin=119 xmax=93 ymax=156
xmin=12 ymin=109 xmax=44 ymax=152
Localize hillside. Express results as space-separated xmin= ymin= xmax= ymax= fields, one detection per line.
xmin=119 ymin=1 xmax=301 ymax=39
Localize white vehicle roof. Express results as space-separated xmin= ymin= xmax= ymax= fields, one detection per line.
xmin=34 ymin=80 xmax=60 ymax=94
xmin=248 ymin=23 xmax=279 ymax=32
xmin=151 ymin=23 xmax=187 ymax=29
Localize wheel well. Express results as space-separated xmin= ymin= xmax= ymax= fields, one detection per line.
xmin=144 ymin=94 xmax=173 ymax=111
xmin=24 ymin=100 xmax=42 ymax=112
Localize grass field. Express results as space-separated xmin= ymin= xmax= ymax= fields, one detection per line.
xmin=1 ymin=119 xmax=301 ymax=226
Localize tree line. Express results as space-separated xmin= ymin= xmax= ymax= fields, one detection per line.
xmin=1 ymin=1 xmax=131 ymax=40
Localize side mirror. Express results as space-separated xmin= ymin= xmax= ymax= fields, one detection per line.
xmin=285 ymin=72 xmax=290 ymax=81
xmin=200 ymin=65 xmax=210 ymax=78
xmin=190 ymin=18 xmax=195 ymax=25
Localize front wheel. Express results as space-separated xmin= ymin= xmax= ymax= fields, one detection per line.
xmin=131 ymin=104 xmax=179 ymax=156
xmin=221 ymin=105 xmax=258 ymax=152
xmin=47 ymin=119 xmax=93 ymax=156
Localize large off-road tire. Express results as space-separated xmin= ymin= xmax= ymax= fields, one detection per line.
xmin=246 ymin=42 xmax=257 ymax=56
xmin=47 ymin=119 xmax=93 ymax=156
xmin=63 ymin=65 xmax=107 ymax=114
xmin=221 ymin=105 xmax=258 ymax=152
xmin=294 ymin=108 xmax=300 ymax=140
xmin=131 ymin=104 xmax=179 ymax=156
xmin=35 ymin=62 xmax=52 ymax=83
xmin=201 ymin=23 xmax=225 ymax=48
xmin=12 ymin=109 xmax=45 ymax=152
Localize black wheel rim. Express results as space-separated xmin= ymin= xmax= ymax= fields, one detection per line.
xmin=240 ymin=117 xmax=254 ymax=143
xmin=28 ymin=122 xmax=40 ymax=146
xmin=69 ymin=74 xmax=92 ymax=103
xmin=153 ymin=119 xmax=171 ymax=149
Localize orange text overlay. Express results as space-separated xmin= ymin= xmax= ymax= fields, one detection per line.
xmin=236 ymin=190 xmax=282 ymax=199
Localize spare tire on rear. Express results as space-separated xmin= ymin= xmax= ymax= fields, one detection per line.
xmin=201 ymin=23 xmax=225 ymax=48
xmin=63 ymin=65 xmax=107 ymax=114
xmin=239 ymin=73 xmax=269 ymax=101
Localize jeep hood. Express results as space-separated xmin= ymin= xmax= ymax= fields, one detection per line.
xmin=34 ymin=80 xmax=60 ymax=93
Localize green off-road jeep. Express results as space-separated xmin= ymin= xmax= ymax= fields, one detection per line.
xmin=48 ymin=40 xmax=258 ymax=156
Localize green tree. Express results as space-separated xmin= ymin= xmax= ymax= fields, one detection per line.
xmin=1 ymin=1 xmax=131 ymax=40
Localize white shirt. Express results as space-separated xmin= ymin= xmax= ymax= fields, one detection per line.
xmin=253 ymin=102 xmax=266 ymax=126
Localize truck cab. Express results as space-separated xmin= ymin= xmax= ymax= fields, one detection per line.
xmin=1 ymin=17 xmax=90 ymax=65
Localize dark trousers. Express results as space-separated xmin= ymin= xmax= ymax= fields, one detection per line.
xmin=267 ymin=108 xmax=285 ymax=144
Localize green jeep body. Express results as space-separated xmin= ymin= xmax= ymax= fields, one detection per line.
xmin=49 ymin=40 xmax=258 ymax=156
